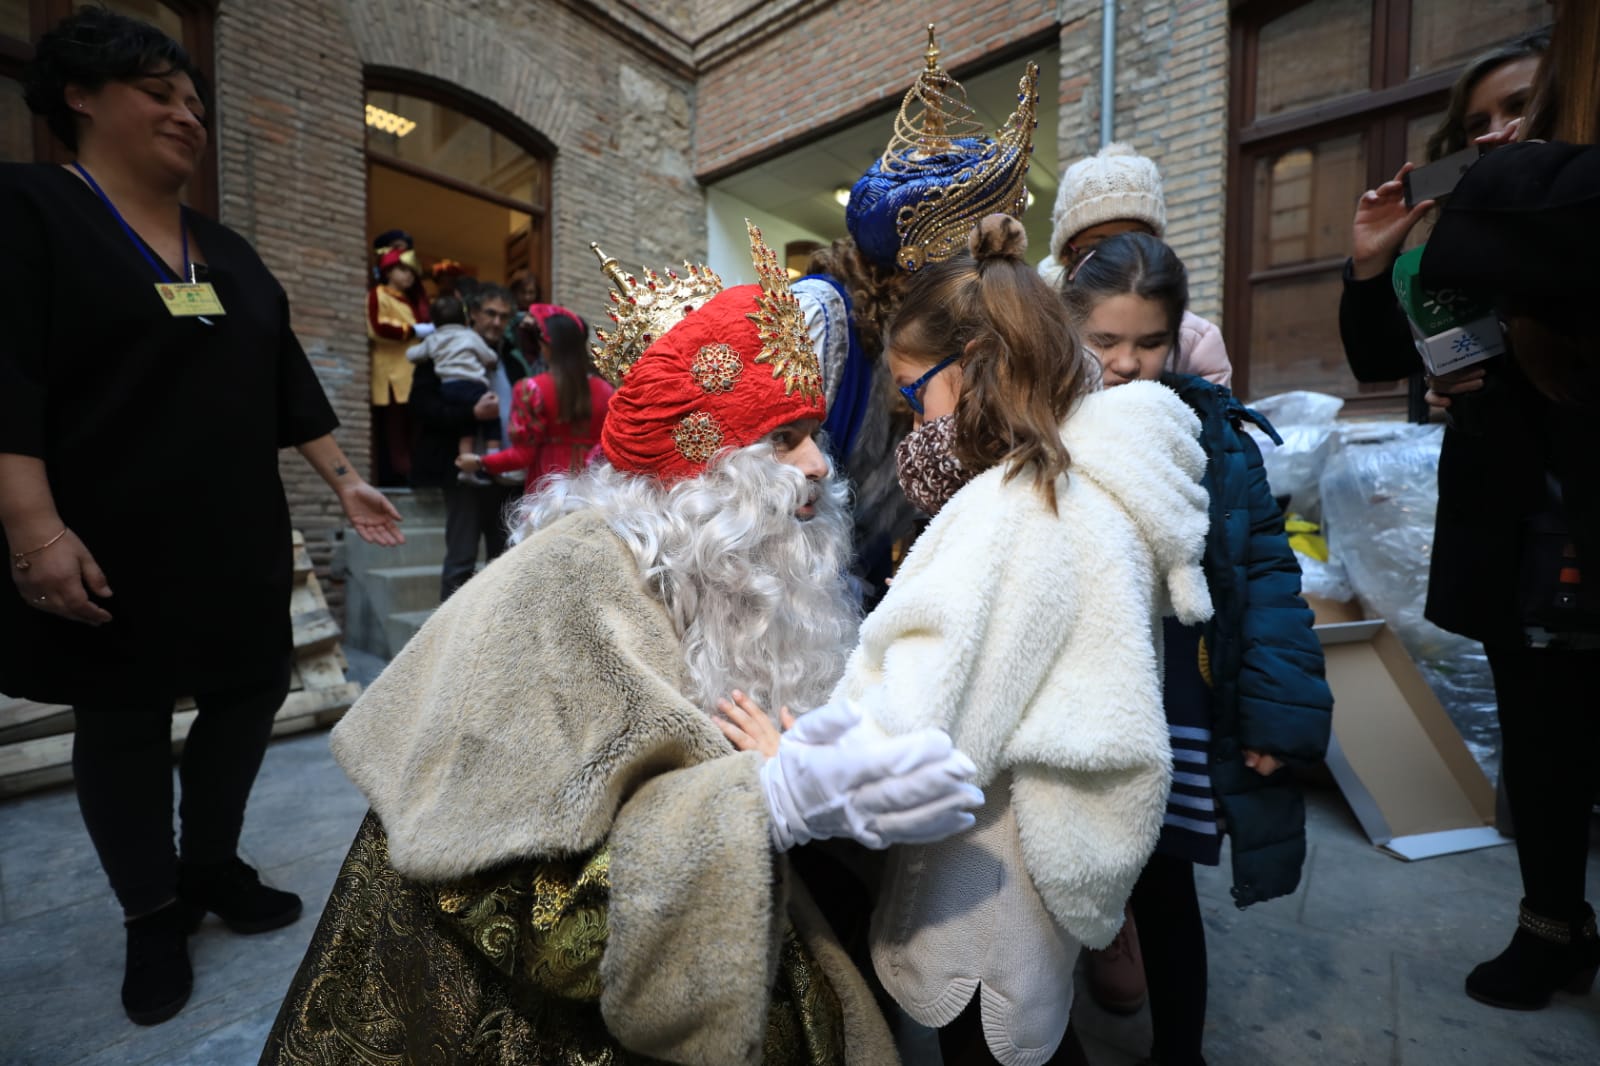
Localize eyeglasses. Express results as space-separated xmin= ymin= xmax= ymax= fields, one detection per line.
xmin=898 ymin=352 xmax=963 ymax=415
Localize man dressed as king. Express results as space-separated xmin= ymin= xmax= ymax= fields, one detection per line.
xmin=258 ymin=223 xmax=982 ymax=1066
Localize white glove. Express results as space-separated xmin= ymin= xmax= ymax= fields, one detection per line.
xmin=759 ymin=700 xmax=983 ymax=851
xmin=411 ymin=322 xmax=436 ymax=338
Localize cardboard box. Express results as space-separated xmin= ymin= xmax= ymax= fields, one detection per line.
xmin=1317 ymin=619 xmax=1511 ymax=861
xmin=1305 ymin=594 xmax=1364 ymax=626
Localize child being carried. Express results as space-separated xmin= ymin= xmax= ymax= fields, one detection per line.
xmin=407 ymin=295 xmax=501 ymax=484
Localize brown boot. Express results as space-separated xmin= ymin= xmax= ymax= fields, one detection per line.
xmin=1088 ymin=905 xmax=1147 ymax=1015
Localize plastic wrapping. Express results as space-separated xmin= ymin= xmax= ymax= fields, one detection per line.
xmin=1243 ymin=391 xmax=1346 ymax=522
xmin=1318 ymin=425 xmax=1499 ymax=774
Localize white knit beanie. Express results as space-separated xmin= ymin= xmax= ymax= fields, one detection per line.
xmin=1048 ymin=143 xmax=1167 ymax=260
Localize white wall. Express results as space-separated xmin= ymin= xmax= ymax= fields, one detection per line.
xmin=704 ymin=186 xmax=829 ymax=286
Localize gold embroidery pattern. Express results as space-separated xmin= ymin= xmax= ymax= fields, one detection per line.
xmin=745 ymin=221 xmax=823 ymax=400
xmin=876 ymin=27 xmax=1039 ymax=273
xmin=672 ymin=411 xmax=725 ymax=464
xmin=690 ymin=343 xmax=744 ymax=394
xmin=591 ymin=244 xmax=724 ymax=386
xmin=261 ymin=814 xmax=849 ymax=1066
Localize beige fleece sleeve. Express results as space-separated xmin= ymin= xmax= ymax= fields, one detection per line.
xmin=601 ymin=749 xmax=785 ymax=1066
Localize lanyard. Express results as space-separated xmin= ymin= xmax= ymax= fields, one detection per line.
xmin=71 ymin=162 xmax=190 ymax=283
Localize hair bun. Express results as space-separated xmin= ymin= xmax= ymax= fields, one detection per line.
xmin=968 ymin=213 xmax=1028 ymax=262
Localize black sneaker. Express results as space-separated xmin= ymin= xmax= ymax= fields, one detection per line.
xmin=178 ymin=857 xmax=302 ymax=935
xmin=122 ymin=900 xmax=199 ymax=1025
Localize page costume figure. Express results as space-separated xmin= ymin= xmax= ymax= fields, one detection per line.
xmin=260 ymin=224 xmax=982 ymax=1066
xmin=797 ymin=26 xmax=1039 ymax=599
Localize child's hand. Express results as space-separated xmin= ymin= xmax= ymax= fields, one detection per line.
xmin=455 ymin=454 xmax=482 ymax=472
xmin=715 ymin=689 xmax=796 ymax=758
xmin=1243 ymin=750 xmax=1283 ymax=776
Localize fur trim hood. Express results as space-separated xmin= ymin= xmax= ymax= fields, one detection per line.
xmin=1060 ymin=380 xmax=1213 ymax=625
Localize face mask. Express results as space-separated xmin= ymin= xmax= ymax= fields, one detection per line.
xmin=895 ymin=415 xmax=973 ymax=516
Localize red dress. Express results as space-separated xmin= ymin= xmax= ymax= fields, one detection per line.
xmin=480 ymin=373 xmax=613 ymax=492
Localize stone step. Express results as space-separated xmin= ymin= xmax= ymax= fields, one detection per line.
xmin=339 ymin=524 xmax=450 ymax=574
xmin=343 ymin=564 xmax=442 ymax=659
xmin=385 ymin=609 xmax=437 ymax=654
xmin=380 ymin=486 xmax=449 ymax=525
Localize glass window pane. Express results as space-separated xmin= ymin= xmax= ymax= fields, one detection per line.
xmin=1 ymin=77 xmax=31 ymax=164
xmin=1252 ymin=133 xmax=1365 ymax=269
xmin=1406 ymin=110 xmax=1446 ymax=166
xmin=1410 ymin=0 xmax=1547 ymax=78
xmin=366 ymin=91 xmax=544 ymax=206
xmin=1255 ymin=0 xmax=1371 ymax=119
xmin=76 ymin=1 xmax=185 ymax=42
xmin=1248 ymin=272 xmax=1359 ymax=397
xmin=1 ymin=0 xmax=28 ymax=41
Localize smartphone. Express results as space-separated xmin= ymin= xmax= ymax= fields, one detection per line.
xmin=1403 ymin=145 xmax=1485 ymax=208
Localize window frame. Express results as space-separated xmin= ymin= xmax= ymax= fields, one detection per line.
xmin=1225 ymin=0 xmax=1487 ymax=411
xmin=2 ymin=0 xmax=217 ymax=215
xmin=363 ymin=67 xmax=555 ymax=294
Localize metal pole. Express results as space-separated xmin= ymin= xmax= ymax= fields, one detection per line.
xmin=1100 ymin=0 xmax=1116 ymax=146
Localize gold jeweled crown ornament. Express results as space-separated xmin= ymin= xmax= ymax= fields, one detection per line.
xmin=590 ymin=244 xmax=725 ymax=385
xmin=745 ymin=220 xmax=823 ymax=400
xmin=855 ymin=24 xmax=1040 ymax=272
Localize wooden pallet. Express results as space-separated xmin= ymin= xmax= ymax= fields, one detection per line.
xmin=0 ymin=531 xmax=362 ymax=797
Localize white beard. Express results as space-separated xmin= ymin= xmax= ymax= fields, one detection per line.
xmin=511 ymin=443 xmax=860 ymax=719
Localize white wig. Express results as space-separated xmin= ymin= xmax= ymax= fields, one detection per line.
xmin=510 ymin=443 xmax=860 ymax=720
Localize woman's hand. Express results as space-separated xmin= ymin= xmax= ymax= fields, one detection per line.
xmin=472 ymin=392 xmax=500 ymax=422
xmin=11 ymin=528 xmax=113 ymax=625
xmin=715 ymin=689 xmax=796 ymax=758
xmin=1350 ymin=163 xmax=1435 ymax=281
xmin=455 ymin=453 xmax=483 ymax=473
xmin=337 ymin=482 xmax=405 ymax=546
xmin=1243 ymin=750 xmax=1283 ymax=777
xmin=1424 ymin=365 xmax=1488 ymax=410
xmin=1478 ymin=117 xmax=1525 ymax=148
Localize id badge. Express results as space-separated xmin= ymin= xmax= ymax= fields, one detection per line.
xmin=155 ymin=282 xmax=226 ymax=317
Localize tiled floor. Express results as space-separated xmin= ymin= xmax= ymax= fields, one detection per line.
xmin=1 ymin=728 xmax=1596 ymax=1065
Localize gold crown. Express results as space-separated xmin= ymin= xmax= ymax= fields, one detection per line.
xmin=745 ymin=220 xmax=823 ymax=401
xmin=882 ymin=26 xmax=1040 ymax=271
xmin=590 ymin=243 xmax=725 ymax=385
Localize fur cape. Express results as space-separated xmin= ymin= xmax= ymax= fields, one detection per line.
xmin=839 ymin=380 xmax=1213 ymax=948
xmin=318 ymin=510 xmax=897 ymax=1066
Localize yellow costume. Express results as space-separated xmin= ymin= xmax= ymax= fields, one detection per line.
xmin=367 ymin=284 xmax=416 ymax=405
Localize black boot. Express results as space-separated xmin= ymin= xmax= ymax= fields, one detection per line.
xmin=122 ymin=900 xmax=199 ymax=1025
xmin=178 ymin=857 xmax=302 ymax=934
xmin=1465 ymin=900 xmax=1600 ymax=1010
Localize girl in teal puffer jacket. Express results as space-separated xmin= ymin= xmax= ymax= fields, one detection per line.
xmin=1061 ymin=232 xmax=1334 ymax=1066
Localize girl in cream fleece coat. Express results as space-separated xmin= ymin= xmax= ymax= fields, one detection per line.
xmin=722 ymin=215 xmax=1212 ymax=1066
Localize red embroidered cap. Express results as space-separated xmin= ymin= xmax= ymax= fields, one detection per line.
xmin=596 ymin=223 xmax=825 ymax=482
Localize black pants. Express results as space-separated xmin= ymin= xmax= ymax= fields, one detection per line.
xmin=441 ymin=479 xmax=515 ymax=601
xmin=71 ymin=660 xmax=290 ymax=917
xmin=1485 ymin=644 xmax=1600 ymax=921
xmin=1129 ymin=853 xmax=1208 ymax=1066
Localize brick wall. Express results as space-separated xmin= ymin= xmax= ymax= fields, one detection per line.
xmin=1056 ymin=0 xmax=1230 ymax=327
xmin=694 ymin=1 xmax=1059 ymax=179
xmin=213 ymin=0 xmax=705 ymax=610
xmin=215 ymin=1 xmax=368 ymax=611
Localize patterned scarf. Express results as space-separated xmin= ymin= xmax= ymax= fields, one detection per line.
xmin=894 ymin=415 xmax=973 ymax=516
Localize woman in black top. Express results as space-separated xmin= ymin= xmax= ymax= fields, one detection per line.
xmin=1417 ymin=4 xmax=1600 ymax=1014
xmin=1339 ymin=31 xmax=1546 ymax=420
xmin=0 ymin=10 xmax=402 ymax=1026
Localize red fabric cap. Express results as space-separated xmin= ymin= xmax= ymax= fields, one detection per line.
xmin=378 ymin=248 xmax=407 ymax=270
xmin=526 ymin=303 xmax=583 ymax=339
xmin=601 ymin=284 xmax=826 ymax=482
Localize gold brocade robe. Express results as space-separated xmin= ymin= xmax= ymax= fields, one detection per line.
xmin=260 ymin=814 xmax=845 ymax=1066
xmin=259 ymin=511 xmax=899 ymax=1066
xmin=368 ymin=284 xmax=417 ymax=405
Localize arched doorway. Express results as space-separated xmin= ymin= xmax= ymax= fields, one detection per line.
xmin=364 ymin=70 xmax=553 ymax=295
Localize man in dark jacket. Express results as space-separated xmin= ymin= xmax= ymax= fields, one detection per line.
xmin=410 ymin=283 xmax=529 ymax=599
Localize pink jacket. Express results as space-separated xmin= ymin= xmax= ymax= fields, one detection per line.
xmin=1175 ymin=311 xmax=1232 ymax=387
